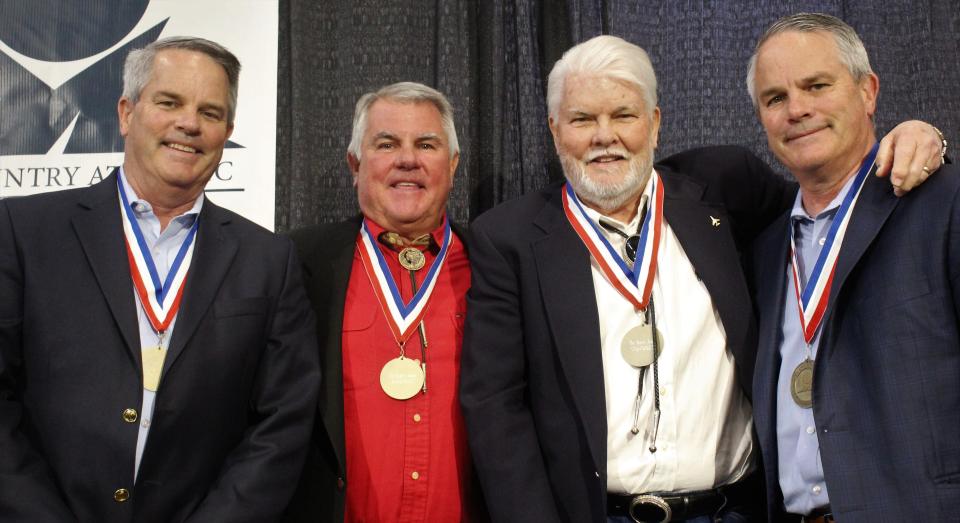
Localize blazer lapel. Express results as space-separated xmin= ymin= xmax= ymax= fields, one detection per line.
xmin=661 ymin=174 xmax=756 ymax=392
xmin=163 ymin=201 xmax=238 ymax=374
xmin=314 ymin=219 xmax=361 ymax=474
xmin=820 ymin=172 xmax=898 ymax=349
xmin=71 ymin=173 xmax=141 ymax=367
xmin=531 ymin=187 xmax=607 ymax=471
xmin=750 ymin=213 xmax=791 ymax=490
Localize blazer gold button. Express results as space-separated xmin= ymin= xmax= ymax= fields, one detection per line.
xmin=114 ymin=488 xmax=130 ymax=502
xmin=122 ymin=408 xmax=138 ymax=423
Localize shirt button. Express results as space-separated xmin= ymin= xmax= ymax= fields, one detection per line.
xmin=411 ymin=471 xmax=420 ymax=480
xmin=114 ymin=488 xmax=130 ymax=502
xmin=122 ymin=408 xmax=138 ymax=423
xmin=812 ymin=485 xmax=822 ymax=494
xmin=806 ymin=426 xmax=815 ymax=434
xmin=818 ymin=237 xmax=826 ymax=246
xmin=413 ymin=413 xmax=421 ymax=423
xmin=141 ymin=418 xmax=151 ymax=429
xmin=659 ymin=387 xmax=668 ymax=396
xmin=336 ymin=477 xmax=345 ymax=490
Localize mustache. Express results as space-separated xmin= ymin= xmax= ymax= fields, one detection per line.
xmin=583 ymin=147 xmax=632 ymax=162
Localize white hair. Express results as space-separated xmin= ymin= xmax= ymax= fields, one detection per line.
xmin=347 ymin=82 xmax=459 ymax=159
xmin=547 ymin=35 xmax=658 ymax=119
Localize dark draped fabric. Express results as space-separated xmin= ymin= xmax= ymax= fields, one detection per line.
xmin=276 ymin=0 xmax=960 ymax=232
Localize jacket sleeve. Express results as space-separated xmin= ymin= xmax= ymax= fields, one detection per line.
xmin=657 ymin=145 xmax=797 ymax=249
xmin=0 ymin=201 xmax=78 ymax=522
xmin=459 ymin=219 xmax=562 ymax=522
xmin=185 ymin=238 xmax=321 ymax=523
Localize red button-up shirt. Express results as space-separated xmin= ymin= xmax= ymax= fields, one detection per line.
xmin=342 ymin=218 xmax=472 ymax=522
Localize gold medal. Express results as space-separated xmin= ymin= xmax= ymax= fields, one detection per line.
xmin=380 ymin=356 xmax=425 ymax=400
xmin=142 ymin=346 xmax=167 ymax=392
xmin=398 ymin=247 xmax=426 ymax=271
xmin=621 ymin=324 xmax=663 ymax=368
xmin=791 ymin=359 xmax=814 ymax=408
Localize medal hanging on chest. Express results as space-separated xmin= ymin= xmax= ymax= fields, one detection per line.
xmin=788 ymin=142 xmax=878 ymax=408
xmin=563 ymin=176 xmax=665 ymax=448
xmin=357 ymin=219 xmax=452 ymax=400
xmin=117 ymin=176 xmax=199 ymax=392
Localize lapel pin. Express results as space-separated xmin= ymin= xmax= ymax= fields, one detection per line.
xmin=710 ymin=216 xmax=720 ymax=227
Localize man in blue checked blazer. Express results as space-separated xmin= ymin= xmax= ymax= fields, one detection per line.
xmin=747 ymin=13 xmax=959 ymax=522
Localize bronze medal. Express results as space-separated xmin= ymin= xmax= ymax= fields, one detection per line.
xmin=380 ymin=356 xmax=425 ymax=400
xmin=142 ymin=346 xmax=167 ymax=392
xmin=791 ymin=359 xmax=814 ymax=408
xmin=398 ymin=247 xmax=426 ymax=271
xmin=621 ymin=324 xmax=663 ymax=368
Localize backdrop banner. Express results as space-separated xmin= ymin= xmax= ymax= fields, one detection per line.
xmin=0 ymin=0 xmax=278 ymax=230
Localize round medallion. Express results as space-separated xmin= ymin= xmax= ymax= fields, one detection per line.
xmin=621 ymin=323 xmax=662 ymax=368
xmin=791 ymin=359 xmax=815 ymax=408
xmin=398 ymin=247 xmax=426 ymax=271
xmin=380 ymin=356 xmax=425 ymax=400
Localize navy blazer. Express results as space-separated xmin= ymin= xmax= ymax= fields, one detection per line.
xmin=749 ymin=163 xmax=960 ymax=521
xmin=0 ymin=173 xmax=320 ymax=522
xmin=460 ymin=146 xmax=794 ymax=522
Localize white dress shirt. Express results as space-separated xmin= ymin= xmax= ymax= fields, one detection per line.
xmin=581 ymin=171 xmax=755 ymax=494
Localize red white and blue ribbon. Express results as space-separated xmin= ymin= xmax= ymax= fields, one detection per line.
xmin=791 ymin=142 xmax=879 ymax=344
xmin=117 ymin=175 xmax=198 ymax=333
xmin=562 ymin=173 xmax=664 ymax=310
xmin=356 ymin=218 xmax=453 ymax=343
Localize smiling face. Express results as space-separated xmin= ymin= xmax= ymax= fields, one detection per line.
xmin=349 ymin=99 xmax=459 ymax=237
xmin=118 ymin=49 xmax=233 ymax=206
xmin=753 ymin=30 xmax=878 ymax=183
xmin=549 ymin=74 xmax=660 ymax=221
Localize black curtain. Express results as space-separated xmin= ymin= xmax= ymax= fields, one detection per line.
xmin=276 ymin=0 xmax=960 ymax=233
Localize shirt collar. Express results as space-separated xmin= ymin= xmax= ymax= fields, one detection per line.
xmin=118 ymin=167 xmax=204 ymax=220
xmin=790 ymin=171 xmax=858 ymax=222
xmin=363 ymin=214 xmax=448 ymax=248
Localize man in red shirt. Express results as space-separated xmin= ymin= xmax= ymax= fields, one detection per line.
xmin=283 ymin=82 xmax=483 ymax=522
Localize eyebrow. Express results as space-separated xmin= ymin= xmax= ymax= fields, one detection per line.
xmin=371 ymin=131 xmax=444 ymax=143
xmin=153 ymin=90 xmax=227 ymax=114
xmin=758 ymin=72 xmax=836 ymax=100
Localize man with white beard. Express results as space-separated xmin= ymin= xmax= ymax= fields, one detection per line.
xmin=459 ymin=35 xmax=944 ymax=522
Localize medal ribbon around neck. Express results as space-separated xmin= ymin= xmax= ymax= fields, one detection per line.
xmin=117 ymin=175 xmax=199 ymax=333
xmin=791 ymin=142 xmax=879 ymax=344
xmin=562 ymin=172 xmax=664 ymax=310
xmin=356 ymin=218 xmax=453 ymax=342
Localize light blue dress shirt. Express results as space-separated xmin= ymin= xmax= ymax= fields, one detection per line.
xmin=776 ymin=174 xmax=858 ymax=515
xmin=118 ymin=168 xmax=203 ymax=478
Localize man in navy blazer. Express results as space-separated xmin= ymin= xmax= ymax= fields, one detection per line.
xmin=747 ymin=13 xmax=958 ymax=522
xmin=0 ymin=37 xmax=319 ymax=522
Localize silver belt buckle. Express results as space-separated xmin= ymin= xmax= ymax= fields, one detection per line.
xmin=628 ymin=494 xmax=672 ymax=523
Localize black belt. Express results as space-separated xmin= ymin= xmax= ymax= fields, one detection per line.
xmin=607 ymin=473 xmax=759 ymax=522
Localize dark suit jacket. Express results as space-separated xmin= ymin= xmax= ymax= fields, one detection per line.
xmin=749 ymin=163 xmax=960 ymax=522
xmin=0 ymin=173 xmax=320 ymax=522
xmin=460 ymin=146 xmax=794 ymax=522
xmin=283 ymin=217 xmax=485 ymax=522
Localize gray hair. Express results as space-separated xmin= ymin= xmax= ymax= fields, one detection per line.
xmin=123 ymin=36 xmax=241 ymax=124
xmin=347 ymin=82 xmax=459 ymax=160
xmin=547 ymin=35 xmax=658 ymax=120
xmin=746 ymin=12 xmax=873 ymax=107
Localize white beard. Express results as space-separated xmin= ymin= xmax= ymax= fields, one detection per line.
xmin=560 ymin=147 xmax=653 ymax=214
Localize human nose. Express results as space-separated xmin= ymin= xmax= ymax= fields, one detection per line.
xmin=786 ymin=92 xmax=813 ymax=122
xmin=175 ymin=110 xmax=201 ymax=135
xmin=591 ymin=118 xmax=619 ymax=147
xmin=394 ymin=144 xmax=420 ymax=170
